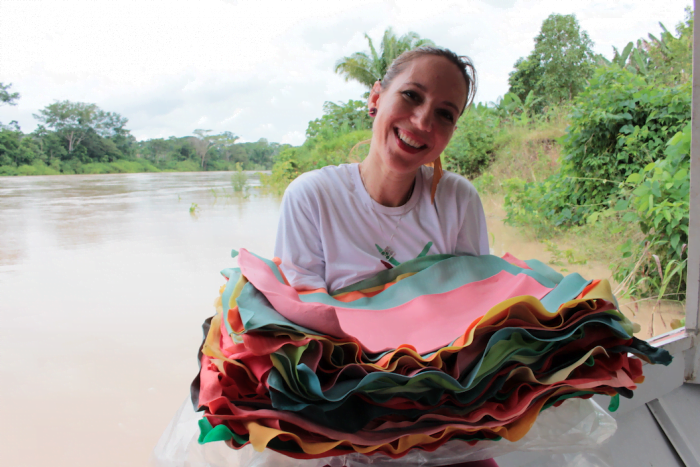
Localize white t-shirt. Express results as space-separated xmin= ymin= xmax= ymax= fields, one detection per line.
xmin=274 ymin=163 xmax=489 ymax=293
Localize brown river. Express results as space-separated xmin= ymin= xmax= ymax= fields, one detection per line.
xmin=0 ymin=172 xmax=683 ymax=466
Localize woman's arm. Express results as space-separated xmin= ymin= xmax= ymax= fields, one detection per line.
xmin=273 ymin=175 xmax=328 ymax=290
xmin=446 ymin=173 xmax=490 ymax=256
xmin=458 ymin=190 xmax=490 ymax=255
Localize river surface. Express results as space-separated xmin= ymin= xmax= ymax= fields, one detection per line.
xmin=0 ymin=172 xmax=682 ymax=467
xmin=0 ymin=172 xmax=280 ymax=467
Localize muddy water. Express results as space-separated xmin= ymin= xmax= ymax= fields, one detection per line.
xmin=0 ymin=172 xmax=280 ymax=467
xmin=0 ymin=174 xmax=684 ymax=467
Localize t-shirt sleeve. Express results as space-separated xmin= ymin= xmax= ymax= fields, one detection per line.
xmin=273 ymin=175 xmax=328 ymax=291
xmin=454 ymin=178 xmax=490 ymax=256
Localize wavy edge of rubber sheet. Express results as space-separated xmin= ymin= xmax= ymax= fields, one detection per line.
xmin=234 ymin=249 xmax=597 ymax=354
xmin=151 ymin=396 xmax=617 ymax=467
xmin=187 ymin=250 xmax=673 ymax=459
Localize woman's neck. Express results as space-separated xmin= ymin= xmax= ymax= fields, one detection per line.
xmin=359 ymin=156 xmax=417 ymax=208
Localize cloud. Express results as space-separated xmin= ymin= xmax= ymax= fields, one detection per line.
xmin=281 ymin=131 xmax=306 ymax=146
xmin=220 ymin=109 xmax=244 ymax=125
xmin=0 ymin=0 xmax=692 ymax=144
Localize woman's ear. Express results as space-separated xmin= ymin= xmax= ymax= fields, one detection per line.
xmin=368 ymin=80 xmax=382 ymax=111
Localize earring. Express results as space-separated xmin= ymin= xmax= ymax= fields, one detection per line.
xmin=368 ymin=107 xmax=377 ymax=117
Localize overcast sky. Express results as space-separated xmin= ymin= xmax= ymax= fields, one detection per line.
xmin=0 ymin=0 xmax=692 ymax=145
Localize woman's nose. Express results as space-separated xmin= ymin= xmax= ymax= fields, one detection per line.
xmin=413 ymin=106 xmax=433 ymax=132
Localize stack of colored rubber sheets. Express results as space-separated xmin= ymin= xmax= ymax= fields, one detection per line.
xmin=191 ymin=249 xmax=671 ymax=460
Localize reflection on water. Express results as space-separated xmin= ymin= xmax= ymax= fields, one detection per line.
xmin=0 ymin=172 xmax=281 ymax=467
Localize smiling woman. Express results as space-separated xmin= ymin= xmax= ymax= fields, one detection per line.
xmin=275 ymin=47 xmax=489 ymax=294
xmin=362 ymin=49 xmax=474 ymax=205
xmin=271 ymin=47 xmax=497 ymax=466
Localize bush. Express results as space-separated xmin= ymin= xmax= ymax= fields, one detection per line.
xmin=71 ymin=159 xmax=160 ymax=174
xmin=79 ymin=162 xmax=113 ymax=174
xmin=443 ymin=105 xmax=500 ymax=178
xmin=174 ymin=160 xmax=201 ymax=172
xmin=561 ymin=66 xmax=690 ymax=211
xmin=503 ymin=175 xmax=574 ymax=236
xmin=0 ymin=165 xmax=18 ymax=176
xmin=505 ymin=66 xmax=691 ymax=230
xmin=266 ymin=129 xmax=372 ymax=191
xmin=109 ymin=159 xmax=159 ymax=173
xmin=4 ymin=161 xmax=61 ymax=176
xmin=612 ymin=123 xmax=690 ymax=299
xmin=206 ymin=160 xmax=234 ymax=171
xmin=60 ymin=158 xmax=82 ymax=174
xmin=231 ymin=163 xmax=247 ymax=192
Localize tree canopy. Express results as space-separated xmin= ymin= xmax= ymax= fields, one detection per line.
xmin=33 ymin=101 xmax=129 ymax=153
xmin=508 ymin=14 xmax=596 ymax=108
xmin=0 ymin=83 xmax=20 ymax=106
xmin=335 ymin=28 xmax=434 ymax=89
xmin=601 ymin=7 xmax=693 ymax=86
xmin=306 ymin=100 xmax=372 ymax=138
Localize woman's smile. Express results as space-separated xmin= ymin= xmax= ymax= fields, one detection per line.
xmin=395 ymin=127 xmax=428 ymax=152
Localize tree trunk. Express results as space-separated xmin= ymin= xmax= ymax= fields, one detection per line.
xmin=65 ymin=131 xmax=85 ymax=154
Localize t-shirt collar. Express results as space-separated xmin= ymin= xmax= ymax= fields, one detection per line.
xmin=353 ymin=163 xmax=423 ymax=216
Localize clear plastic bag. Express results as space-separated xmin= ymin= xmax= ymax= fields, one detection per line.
xmin=151 ymin=396 xmax=616 ymax=467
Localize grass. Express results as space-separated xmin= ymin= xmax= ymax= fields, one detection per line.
xmin=557 ymin=216 xmax=643 ymax=270
xmin=231 ymin=163 xmax=248 ymax=192
xmin=472 ymin=115 xmax=568 ymax=195
xmin=472 ymin=110 xmax=641 ymax=273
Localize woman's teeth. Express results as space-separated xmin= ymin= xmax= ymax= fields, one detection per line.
xmin=397 ymin=129 xmax=424 ymax=149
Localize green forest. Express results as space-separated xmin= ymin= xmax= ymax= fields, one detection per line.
xmin=0 ymin=93 xmax=288 ymax=175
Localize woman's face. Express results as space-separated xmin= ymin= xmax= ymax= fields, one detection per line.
xmin=368 ymin=55 xmax=467 ymax=175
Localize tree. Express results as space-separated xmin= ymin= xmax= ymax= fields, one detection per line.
xmin=507 ymin=57 xmax=540 ymax=107
xmin=0 ymin=128 xmax=23 ymax=166
xmin=32 ymin=125 xmax=68 ymax=164
xmin=33 ymin=101 xmax=129 ymax=153
xmin=191 ymin=129 xmax=215 ymax=169
xmin=306 ymin=100 xmax=372 ymax=138
xmin=226 ymin=143 xmax=249 ymax=166
xmin=335 ymin=28 xmax=435 ymax=89
xmin=0 ymin=126 xmax=41 ymax=167
xmin=148 ymin=138 xmax=170 ymax=162
xmin=0 ymin=83 xmax=20 ymax=106
xmin=209 ymin=131 xmax=240 ymax=162
xmin=248 ymin=138 xmax=276 ymax=168
xmin=508 ymin=14 xmax=596 ymax=108
xmin=177 ymin=139 xmax=196 ymax=162
xmin=81 ymin=129 xmax=123 ymax=162
xmin=645 ymin=8 xmax=693 ymax=86
xmin=596 ymin=8 xmax=692 ymax=87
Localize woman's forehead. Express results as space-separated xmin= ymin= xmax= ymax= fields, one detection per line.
xmin=393 ymin=55 xmax=468 ymax=107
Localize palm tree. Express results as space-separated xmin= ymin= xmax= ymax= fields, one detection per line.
xmin=335 ymin=28 xmax=435 ymax=89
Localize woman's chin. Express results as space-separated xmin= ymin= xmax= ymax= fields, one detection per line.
xmin=383 ymin=153 xmax=433 ymax=175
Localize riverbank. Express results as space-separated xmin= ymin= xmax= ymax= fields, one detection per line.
xmin=0 ymin=158 xmax=275 ymax=177
xmin=482 ymin=193 xmax=684 ymax=340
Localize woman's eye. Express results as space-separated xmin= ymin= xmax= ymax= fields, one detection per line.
xmin=402 ymin=90 xmax=419 ymax=101
xmin=439 ymin=110 xmax=455 ymax=123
